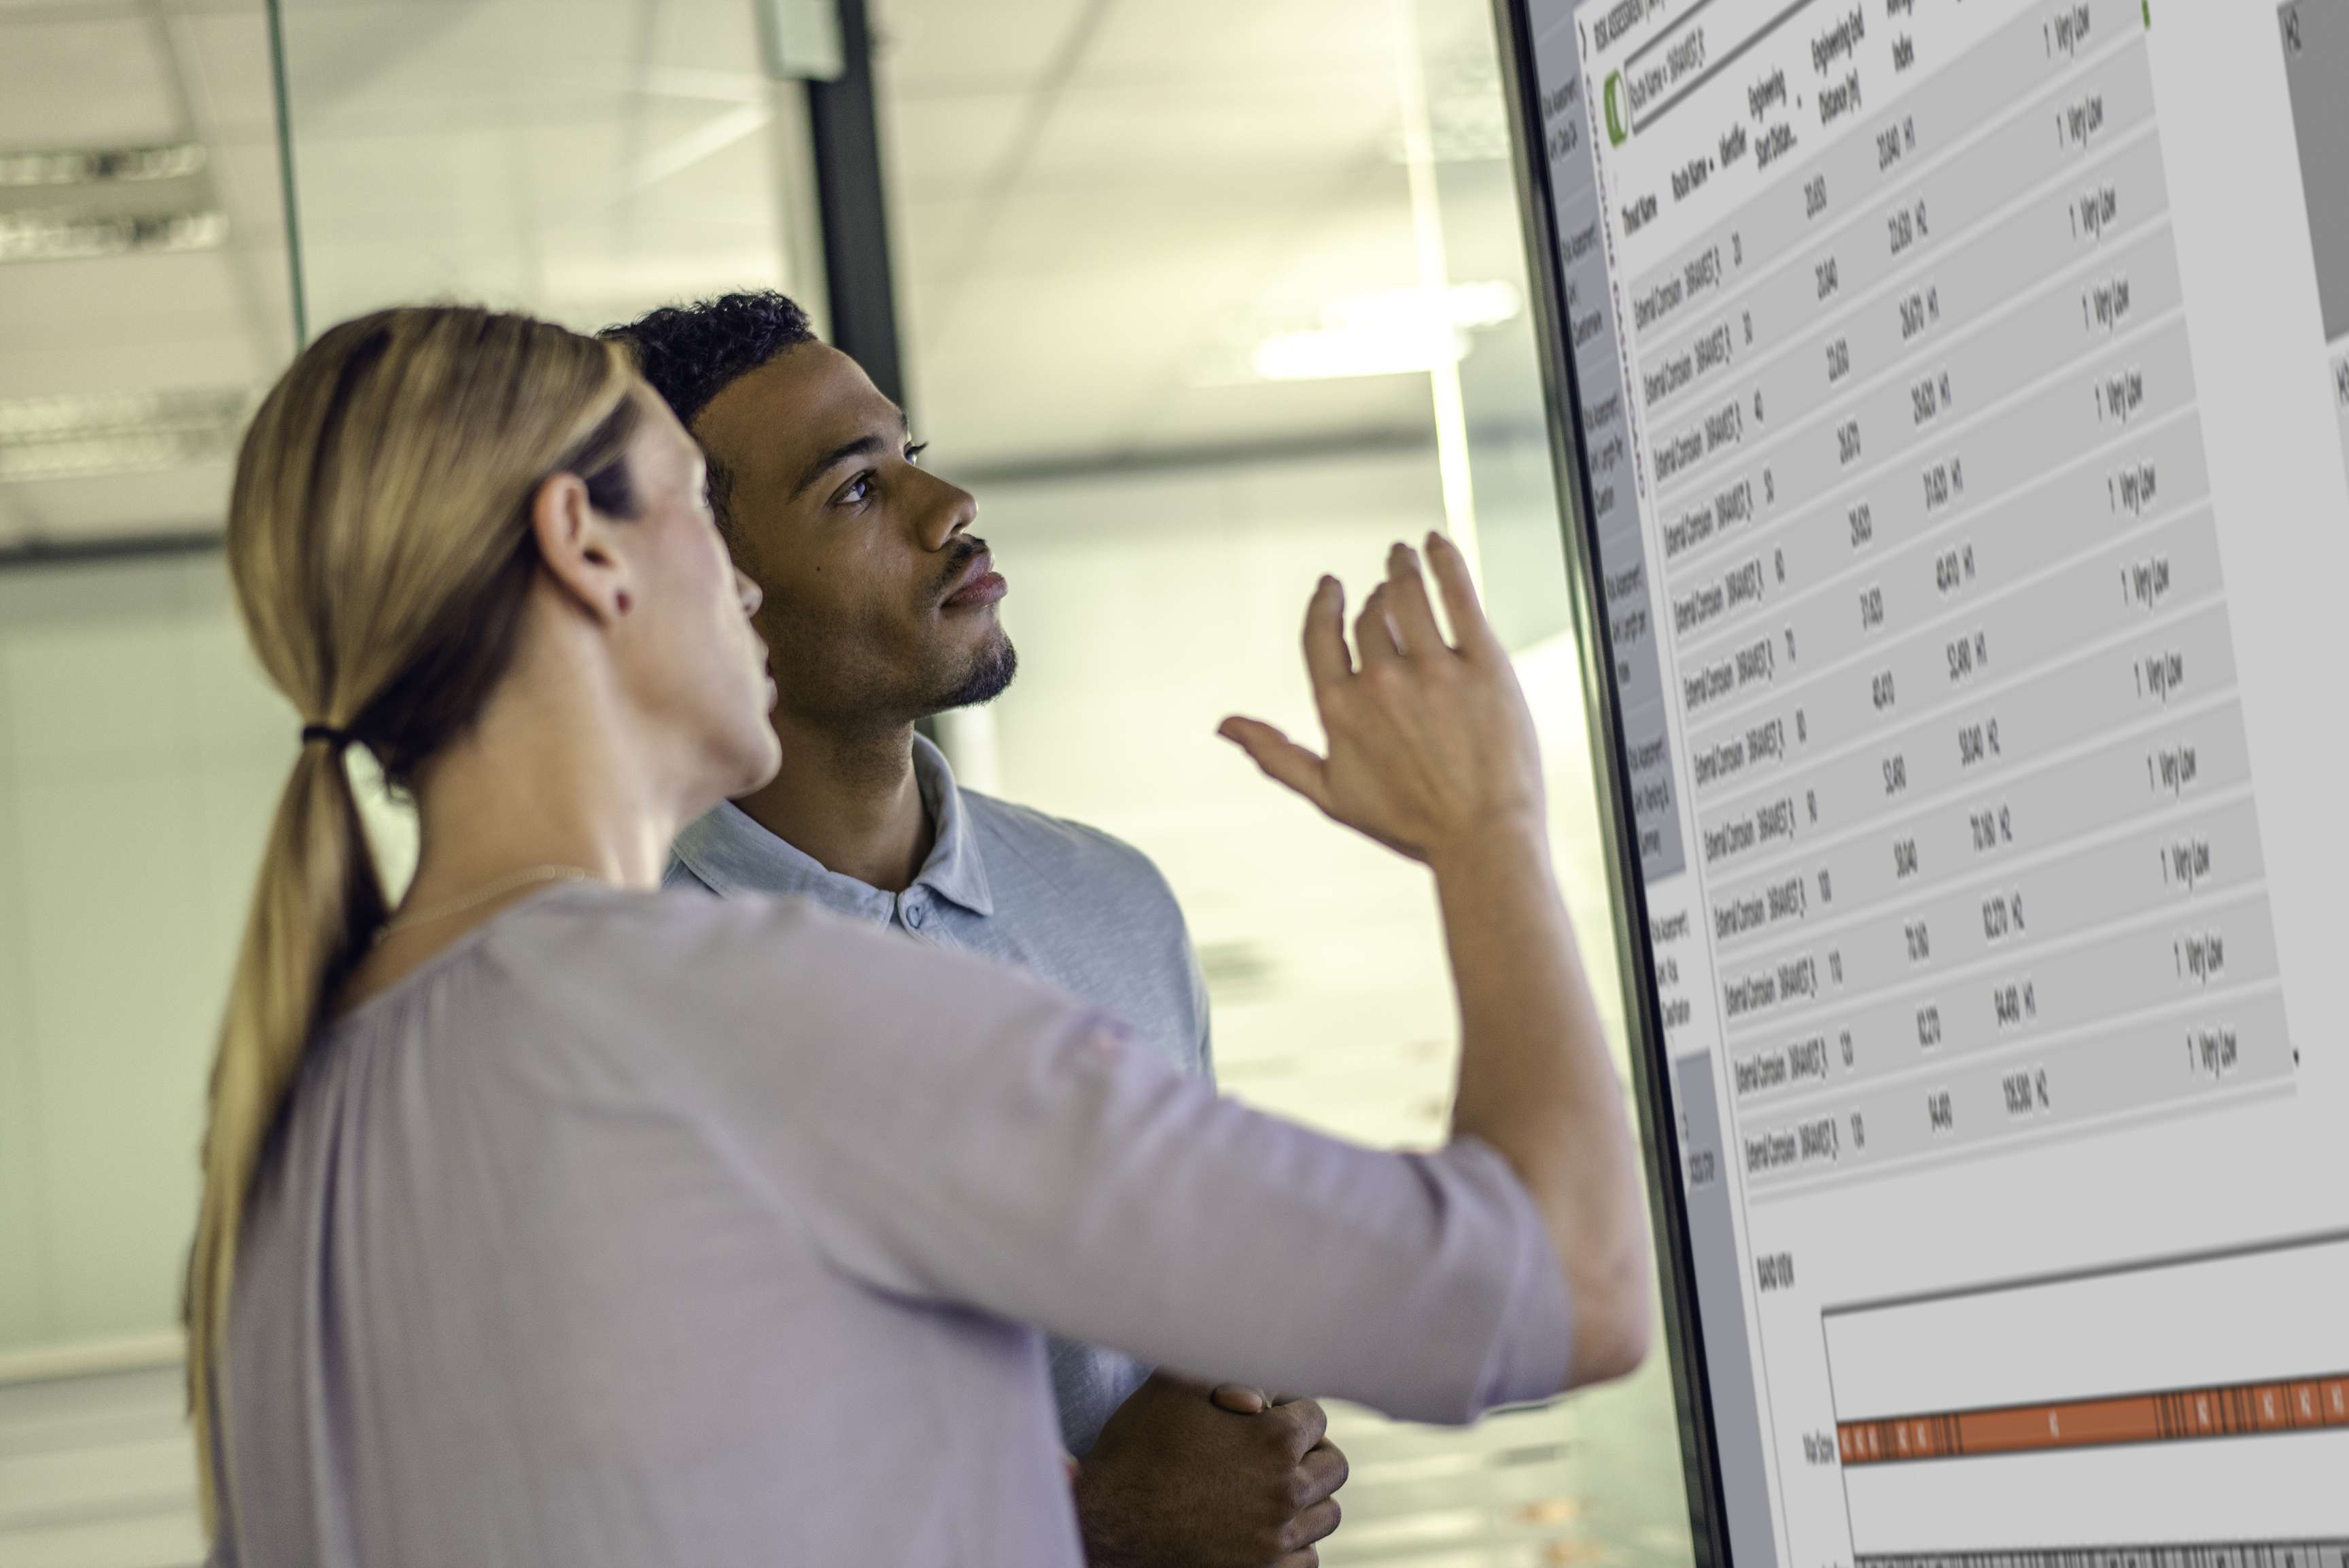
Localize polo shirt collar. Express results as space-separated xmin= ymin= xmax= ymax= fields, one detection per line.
xmin=907 ymin=732 xmax=994 ymax=916
xmin=669 ymin=732 xmax=995 ymax=919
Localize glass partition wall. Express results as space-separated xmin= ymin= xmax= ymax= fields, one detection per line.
xmin=273 ymin=0 xmax=823 ymax=335
xmin=873 ymin=0 xmax=1697 ymax=1562
xmin=1 ymin=3 xmax=1694 ymax=1565
xmin=0 ymin=3 xmax=826 ymax=1563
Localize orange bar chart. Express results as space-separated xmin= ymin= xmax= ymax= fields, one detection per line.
xmin=1839 ymin=1372 xmax=2349 ymax=1465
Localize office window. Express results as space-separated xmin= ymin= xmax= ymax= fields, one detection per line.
xmin=880 ymin=0 xmax=1696 ymax=1560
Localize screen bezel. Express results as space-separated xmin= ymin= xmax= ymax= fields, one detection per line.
xmin=1486 ymin=2 xmax=1739 ymax=1561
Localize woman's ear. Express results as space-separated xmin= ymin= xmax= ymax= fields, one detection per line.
xmin=530 ymin=471 xmax=635 ymax=624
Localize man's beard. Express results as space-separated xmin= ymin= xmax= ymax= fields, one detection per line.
xmin=925 ymin=534 xmax=1017 ymax=712
xmin=934 ymin=627 xmax=1017 ymax=712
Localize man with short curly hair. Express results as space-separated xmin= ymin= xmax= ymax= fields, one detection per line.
xmin=603 ymin=294 xmax=1348 ymax=1568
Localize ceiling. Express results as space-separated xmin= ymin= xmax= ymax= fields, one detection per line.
xmin=0 ymin=0 xmax=1528 ymax=553
xmin=880 ymin=0 xmax=1466 ymax=465
xmin=0 ymin=0 xmax=291 ymax=552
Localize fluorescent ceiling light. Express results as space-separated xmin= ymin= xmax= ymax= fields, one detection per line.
xmin=1253 ymin=281 xmax=1521 ymax=382
xmin=0 ymin=387 xmax=254 ymax=483
xmin=1254 ymin=317 xmax=1464 ymax=381
xmin=0 ymin=208 xmax=226 ymax=263
xmin=0 ymin=143 xmax=207 ymax=188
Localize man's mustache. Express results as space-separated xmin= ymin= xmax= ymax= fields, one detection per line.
xmin=930 ymin=536 xmax=992 ymax=599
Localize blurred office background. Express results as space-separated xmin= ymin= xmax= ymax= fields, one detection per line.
xmin=0 ymin=1 xmax=1696 ymax=1563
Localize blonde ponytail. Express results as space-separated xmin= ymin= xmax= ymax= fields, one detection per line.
xmin=189 ymin=307 xmax=641 ymax=1535
xmin=186 ymin=740 xmax=383 ymax=1522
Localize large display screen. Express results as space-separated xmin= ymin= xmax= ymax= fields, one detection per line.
xmin=1497 ymin=3 xmax=2349 ymax=1565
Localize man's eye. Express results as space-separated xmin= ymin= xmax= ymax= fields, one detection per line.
xmin=838 ymin=475 xmax=873 ymax=506
xmin=905 ymin=441 xmax=928 ymax=464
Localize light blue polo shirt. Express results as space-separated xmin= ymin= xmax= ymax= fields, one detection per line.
xmin=665 ymin=733 xmax=1214 ymax=1455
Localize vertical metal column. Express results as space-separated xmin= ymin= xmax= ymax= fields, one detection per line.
xmin=804 ymin=0 xmax=907 ymax=411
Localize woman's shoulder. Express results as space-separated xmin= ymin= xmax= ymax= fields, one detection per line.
xmin=515 ymin=879 xmax=1054 ymax=966
xmin=478 ymin=879 xmax=1107 ymax=1111
xmin=496 ymin=878 xmax=821 ymax=947
xmin=485 ymin=881 xmax=877 ymax=996
xmin=485 ymin=880 xmax=1080 ymax=1033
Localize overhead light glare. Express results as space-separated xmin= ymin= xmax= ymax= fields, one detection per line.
xmin=0 ymin=142 xmax=207 ymax=189
xmin=1255 ymin=319 xmax=1466 ymax=381
xmin=0 ymin=387 xmax=255 ymax=483
xmin=1253 ymin=281 xmax=1522 ymax=382
xmin=0 ymin=208 xmax=227 ymax=263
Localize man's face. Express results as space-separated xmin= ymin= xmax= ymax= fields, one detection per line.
xmin=691 ymin=343 xmax=1013 ymax=732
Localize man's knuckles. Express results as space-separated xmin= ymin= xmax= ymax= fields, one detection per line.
xmin=1270 ymin=1446 xmax=1346 ymax=1515
xmin=1245 ymin=1518 xmax=1296 ymax=1563
xmin=1251 ymin=1469 xmax=1302 ymax=1522
xmin=1269 ymin=1401 xmax=1329 ymax=1459
xmin=1281 ymin=1497 xmax=1342 ymax=1552
xmin=1247 ymin=1417 xmax=1300 ymax=1463
xmin=1300 ymin=1443 xmax=1348 ymax=1499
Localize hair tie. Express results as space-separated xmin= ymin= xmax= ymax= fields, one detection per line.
xmin=300 ymin=723 xmax=355 ymax=750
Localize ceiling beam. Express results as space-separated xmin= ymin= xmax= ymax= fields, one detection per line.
xmin=0 ymin=525 xmax=224 ymax=572
xmin=807 ymin=0 xmax=907 ymax=408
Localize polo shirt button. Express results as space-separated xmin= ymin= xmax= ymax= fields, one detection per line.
xmin=903 ymin=904 xmax=924 ymax=929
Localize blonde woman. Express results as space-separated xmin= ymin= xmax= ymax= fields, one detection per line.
xmin=194 ymin=304 xmax=1650 ymax=1567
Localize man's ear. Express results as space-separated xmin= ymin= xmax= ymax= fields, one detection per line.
xmin=529 ymin=471 xmax=635 ymax=624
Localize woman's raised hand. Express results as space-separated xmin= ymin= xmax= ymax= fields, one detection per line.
xmin=1219 ymin=534 xmax=1545 ymax=866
